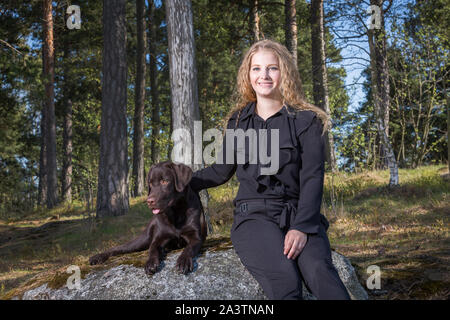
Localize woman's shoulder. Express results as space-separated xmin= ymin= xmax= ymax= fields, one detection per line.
xmin=226 ymin=103 xmax=254 ymax=128
xmin=290 ymin=108 xmax=322 ymax=136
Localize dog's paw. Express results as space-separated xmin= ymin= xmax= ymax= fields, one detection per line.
xmin=89 ymin=253 xmax=109 ymax=265
xmin=144 ymin=257 xmax=160 ymax=275
xmin=176 ymin=254 xmax=193 ymax=275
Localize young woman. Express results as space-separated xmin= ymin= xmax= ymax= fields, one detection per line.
xmin=189 ymin=39 xmax=350 ymax=300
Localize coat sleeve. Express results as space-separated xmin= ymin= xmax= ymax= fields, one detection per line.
xmin=189 ymin=117 xmax=238 ymax=192
xmin=290 ymin=115 xmax=325 ymax=234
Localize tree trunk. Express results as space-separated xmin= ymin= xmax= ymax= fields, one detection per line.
xmin=285 ymin=0 xmax=297 ymax=67
xmin=42 ymin=0 xmax=58 ymax=208
xmin=444 ymin=73 xmax=450 ymax=173
xmin=132 ymin=0 xmax=146 ymax=197
xmin=250 ymin=0 xmax=261 ymax=41
xmin=373 ymin=0 xmax=390 ymax=169
xmin=149 ymin=0 xmax=161 ymax=164
xmin=38 ymin=94 xmax=47 ymax=206
xmin=61 ymin=97 xmax=73 ymax=203
xmin=368 ymin=0 xmax=399 ymax=186
xmin=96 ymin=0 xmax=129 ymax=217
xmin=61 ymin=23 xmax=73 ymax=204
xmin=310 ymin=0 xmax=337 ymax=172
xmin=165 ymin=0 xmax=212 ymax=233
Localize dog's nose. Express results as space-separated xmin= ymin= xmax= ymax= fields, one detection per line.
xmin=147 ymin=197 xmax=156 ymax=206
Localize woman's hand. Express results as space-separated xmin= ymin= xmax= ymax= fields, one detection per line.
xmin=284 ymin=229 xmax=308 ymax=259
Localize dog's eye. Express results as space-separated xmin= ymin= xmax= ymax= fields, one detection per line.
xmin=160 ymin=179 xmax=169 ymax=185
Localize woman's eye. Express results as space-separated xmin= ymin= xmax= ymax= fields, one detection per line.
xmin=252 ymin=67 xmax=260 ymax=71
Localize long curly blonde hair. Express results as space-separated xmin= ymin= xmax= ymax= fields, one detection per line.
xmin=227 ymin=39 xmax=329 ymax=131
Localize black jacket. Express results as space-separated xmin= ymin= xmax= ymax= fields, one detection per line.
xmin=189 ymin=102 xmax=326 ymax=234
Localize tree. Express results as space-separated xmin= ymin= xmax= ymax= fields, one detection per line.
xmin=368 ymin=0 xmax=398 ymax=185
xmin=310 ymin=0 xmax=337 ymax=172
xmin=166 ymin=0 xmax=200 ymax=165
xmin=149 ymin=0 xmax=161 ymax=164
xmin=42 ymin=0 xmax=58 ymax=208
xmin=132 ymin=0 xmax=146 ymax=197
xmin=285 ymin=0 xmax=297 ymax=67
xmin=60 ymin=4 xmax=73 ymax=203
xmin=388 ymin=9 xmax=448 ymax=168
xmin=61 ymin=45 xmax=73 ymax=203
xmin=96 ymin=0 xmax=129 ymax=217
xmin=165 ymin=0 xmax=212 ymax=232
xmin=250 ymin=0 xmax=262 ymax=41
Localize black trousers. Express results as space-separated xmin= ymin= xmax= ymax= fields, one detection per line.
xmin=230 ymin=199 xmax=350 ymax=300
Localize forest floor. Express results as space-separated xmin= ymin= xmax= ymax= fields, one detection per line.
xmin=0 ymin=165 xmax=448 ymax=300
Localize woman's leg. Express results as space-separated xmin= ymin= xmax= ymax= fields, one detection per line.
xmin=231 ymin=218 xmax=303 ymax=300
xmin=296 ymin=224 xmax=351 ymax=300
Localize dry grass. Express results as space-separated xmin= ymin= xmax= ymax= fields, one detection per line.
xmin=0 ymin=165 xmax=448 ymax=299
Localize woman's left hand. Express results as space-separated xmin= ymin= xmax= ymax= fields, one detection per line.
xmin=284 ymin=229 xmax=308 ymax=259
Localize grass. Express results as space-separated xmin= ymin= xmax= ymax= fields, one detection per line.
xmin=0 ymin=165 xmax=448 ymax=299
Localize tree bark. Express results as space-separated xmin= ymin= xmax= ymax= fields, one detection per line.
xmin=444 ymin=72 xmax=450 ymax=173
xmin=149 ymin=0 xmax=160 ymax=164
xmin=285 ymin=0 xmax=297 ymax=67
xmin=165 ymin=0 xmax=212 ymax=233
xmin=310 ymin=0 xmax=337 ymax=172
xmin=38 ymin=93 xmax=47 ymax=206
xmin=61 ymin=96 xmax=73 ymax=203
xmin=61 ymin=18 xmax=73 ymax=204
xmin=42 ymin=0 xmax=58 ymax=208
xmin=250 ymin=0 xmax=261 ymax=42
xmin=368 ymin=0 xmax=399 ymax=186
xmin=96 ymin=0 xmax=129 ymax=217
xmin=132 ymin=0 xmax=146 ymax=197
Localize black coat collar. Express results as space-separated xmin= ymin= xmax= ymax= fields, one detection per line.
xmin=239 ymin=101 xmax=297 ymax=122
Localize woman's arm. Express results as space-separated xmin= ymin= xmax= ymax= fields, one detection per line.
xmin=189 ymin=118 xmax=238 ymax=192
xmin=290 ymin=115 xmax=325 ymax=235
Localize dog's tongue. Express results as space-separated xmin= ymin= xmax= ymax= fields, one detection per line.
xmin=152 ymin=209 xmax=160 ymax=214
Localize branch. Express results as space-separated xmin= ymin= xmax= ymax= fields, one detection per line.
xmin=383 ymin=0 xmax=393 ymax=14
xmin=339 ymin=56 xmax=371 ymax=63
xmin=337 ymin=43 xmax=370 ymax=56
xmin=0 ymin=39 xmax=22 ymax=55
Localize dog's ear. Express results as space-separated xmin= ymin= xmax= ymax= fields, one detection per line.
xmin=171 ymin=162 xmax=193 ymax=192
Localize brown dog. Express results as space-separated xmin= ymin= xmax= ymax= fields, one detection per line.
xmin=89 ymin=161 xmax=207 ymax=275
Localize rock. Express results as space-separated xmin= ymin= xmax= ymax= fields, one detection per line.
xmin=17 ymin=248 xmax=368 ymax=300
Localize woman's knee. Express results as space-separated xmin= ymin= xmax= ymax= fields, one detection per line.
xmin=256 ymin=267 xmax=303 ymax=300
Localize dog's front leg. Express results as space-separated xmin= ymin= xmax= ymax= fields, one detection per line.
xmin=176 ymin=230 xmax=203 ymax=274
xmin=144 ymin=238 xmax=163 ymax=275
xmin=89 ymin=231 xmax=151 ymax=265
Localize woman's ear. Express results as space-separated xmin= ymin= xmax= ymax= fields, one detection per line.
xmin=171 ymin=162 xmax=193 ymax=192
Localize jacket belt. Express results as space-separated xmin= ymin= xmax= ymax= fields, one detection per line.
xmin=279 ymin=201 xmax=296 ymax=230
xmin=235 ymin=200 xmax=296 ymax=230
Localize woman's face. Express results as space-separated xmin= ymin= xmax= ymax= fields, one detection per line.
xmin=249 ymin=50 xmax=282 ymax=100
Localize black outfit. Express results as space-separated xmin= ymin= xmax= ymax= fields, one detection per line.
xmin=190 ymin=102 xmax=350 ymax=300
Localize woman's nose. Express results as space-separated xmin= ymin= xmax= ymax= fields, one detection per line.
xmin=261 ymin=68 xmax=270 ymax=78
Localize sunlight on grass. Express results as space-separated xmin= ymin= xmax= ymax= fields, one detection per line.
xmin=0 ymin=165 xmax=448 ymax=299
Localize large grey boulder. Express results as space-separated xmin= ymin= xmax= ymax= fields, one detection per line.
xmin=18 ymin=248 xmax=368 ymax=300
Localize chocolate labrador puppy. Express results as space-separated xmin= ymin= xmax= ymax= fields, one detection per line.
xmin=89 ymin=161 xmax=207 ymax=275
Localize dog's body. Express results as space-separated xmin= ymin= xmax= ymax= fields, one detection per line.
xmin=89 ymin=161 xmax=206 ymax=275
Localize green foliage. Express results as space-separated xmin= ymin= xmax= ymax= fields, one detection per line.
xmin=0 ymin=0 xmax=448 ymax=217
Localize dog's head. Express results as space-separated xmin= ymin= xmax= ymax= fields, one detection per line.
xmin=146 ymin=161 xmax=193 ymax=215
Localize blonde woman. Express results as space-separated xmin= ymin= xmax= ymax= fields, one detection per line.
xmin=190 ymin=40 xmax=350 ymax=300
